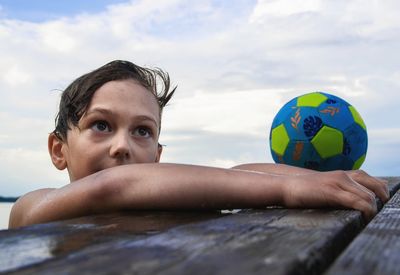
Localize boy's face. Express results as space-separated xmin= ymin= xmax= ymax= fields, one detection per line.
xmin=49 ymin=79 xmax=162 ymax=181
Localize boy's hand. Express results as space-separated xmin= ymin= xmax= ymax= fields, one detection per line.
xmin=345 ymin=170 xmax=389 ymax=202
xmin=281 ymin=170 xmax=389 ymax=221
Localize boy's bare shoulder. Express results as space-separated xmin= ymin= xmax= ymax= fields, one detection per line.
xmin=9 ymin=188 xmax=55 ymax=229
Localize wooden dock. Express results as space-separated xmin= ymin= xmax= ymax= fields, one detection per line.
xmin=1 ymin=177 xmax=399 ymax=275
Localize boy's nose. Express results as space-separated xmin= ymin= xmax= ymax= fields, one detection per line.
xmin=109 ymin=131 xmax=131 ymax=160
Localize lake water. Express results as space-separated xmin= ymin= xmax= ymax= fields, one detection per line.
xmin=0 ymin=203 xmax=14 ymax=230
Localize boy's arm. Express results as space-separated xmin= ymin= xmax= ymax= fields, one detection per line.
xmin=9 ymin=188 xmax=55 ymax=229
xmin=9 ymin=164 xmax=283 ymax=228
xmin=232 ymin=163 xmax=388 ymax=201
xmin=9 ymin=163 xmax=389 ymax=228
xmin=232 ymin=163 xmax=316 ymax=175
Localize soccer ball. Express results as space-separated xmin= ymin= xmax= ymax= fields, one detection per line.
xmin=269 ymin=92 xmax=368 ymax=171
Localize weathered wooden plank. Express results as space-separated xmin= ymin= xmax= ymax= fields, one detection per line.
xmin=325 ymin=177 xmax=400 ymax=275
xmin=0 ymin=211 xmax=223 ymax=273
xmin=3 ymin=177 xmax=398 ymax=275
xmin=376 ymin=177 xmax=400 ymax=209
xmin=2 ymin=208 xmax=365 ymax=275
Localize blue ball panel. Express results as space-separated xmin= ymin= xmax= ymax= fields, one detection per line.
xmin=320 ymin=155 xmax=354 ymax=171
xmin=343 ymin=123 xmax=368 ymax=162
xmin=317 ymin=100 xmax=354 ymax=131
xmin=319 ymin=92 xmax=351 ymax=105
xmin=282 ymin=106 xmax=322 ymax=141
xmin=271 ymin=97 xmax=298 ymax=128
xmin=282 ymin=141 xmax=322 ymax=169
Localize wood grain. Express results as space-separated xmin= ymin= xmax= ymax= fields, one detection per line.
xmin=326 ymin=177 xmax=400 ymax=275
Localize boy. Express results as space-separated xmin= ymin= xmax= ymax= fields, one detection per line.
xmin=9 ymin=60 xmax=389 ymax=228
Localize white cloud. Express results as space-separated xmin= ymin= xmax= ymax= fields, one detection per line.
xmin=251 ymin=0 xmax=321 ymax=20
xmin=38 ymin=20 xmax=79 ymax=53
xmin=341 ymin=0 xmax=400 ymax=37
xmin=1 ymin=65 xmax=33 ymax=86
xmin=162 ymin=89 xmax=283 ymax=135
xmin=369 ymin=128 xmax=400 ymax=145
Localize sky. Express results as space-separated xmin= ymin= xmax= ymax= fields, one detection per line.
xmin=0 ymin=0 xmax=399 ymax=196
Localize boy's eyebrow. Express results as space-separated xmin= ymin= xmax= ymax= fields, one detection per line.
xmin=85 ymin=108 xmax=159 ymax=127
xmin=135 ymin=115 xmax=159 ymax=127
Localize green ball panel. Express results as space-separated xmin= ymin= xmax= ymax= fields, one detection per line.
xmin=311 ymin=126 xmax=344 ymax=158
xmin=352 ymin=154 xmax=366 ymax=170
xmin=297 ymin=92 xmax=328 ymax=107
xmin=270 ymin=124 xmax=290 ymax=156
xmin=349 ymin=106 xmax=367 ymax=131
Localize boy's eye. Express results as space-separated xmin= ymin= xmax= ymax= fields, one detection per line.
xmin=91 ymin=121 xmax=111 ymax=132
xmin=133 ymin=127 xmax=152 ymax=138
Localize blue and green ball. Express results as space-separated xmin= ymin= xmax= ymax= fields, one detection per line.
xmin=269 ymin=92 xmax=367 ymax=171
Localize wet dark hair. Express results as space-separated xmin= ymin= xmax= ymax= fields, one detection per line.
xmin=53 ymin=60 xmax=176 ymax=141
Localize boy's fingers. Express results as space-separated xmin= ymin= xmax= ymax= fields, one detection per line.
xmin=346 ymin=170 xmax=389 ymax=202
xmin=344 ymin=180 xmax=377 ymax=207
xmin=355 ymin=199 xmax=377 ymax=221
xmin=378 ymin=178 xmax=390 ymax=196
xmin=337 ymin=189 xmax=377 ymax=222
xmin=333 ymin=174 xmax=377 ymax=219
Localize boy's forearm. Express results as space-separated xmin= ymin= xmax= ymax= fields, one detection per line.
xmin=98 ymin=163 xmax=284 ymax=210
xmin=13 ymin=163 xmax=285 ymax=227
xmin=232 ymin=163 xmax=315 ymax=175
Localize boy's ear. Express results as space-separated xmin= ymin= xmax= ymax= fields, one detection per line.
xmin=155 ymin=143 xmax=163 ymax=163
xmin=48 ymin=133 xmax=67 ymax=170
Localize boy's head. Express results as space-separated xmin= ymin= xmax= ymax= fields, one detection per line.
xmin=49 ymin=60 xmax=176 ymax=181
xmin=53 ymin=60 xmax=176 ymax=141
